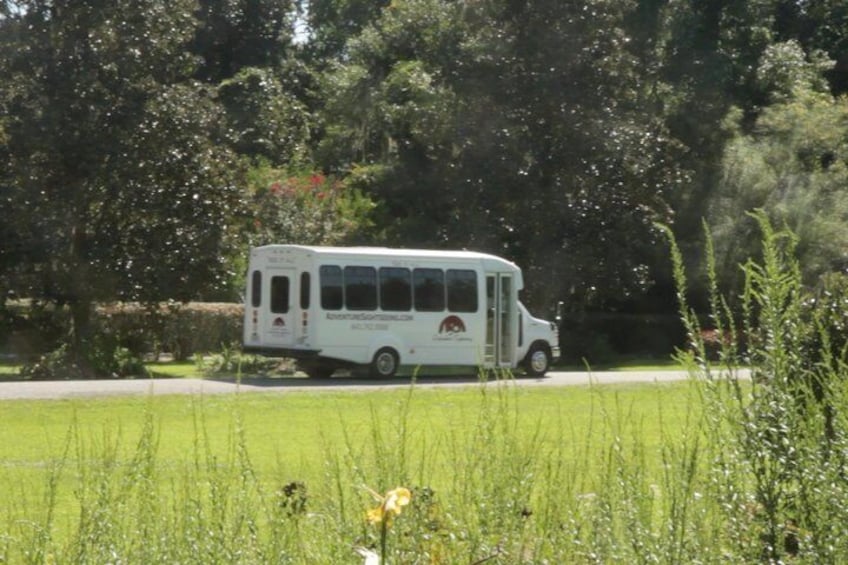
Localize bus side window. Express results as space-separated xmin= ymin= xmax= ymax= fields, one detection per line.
xmin=251 ymin=271 xmax=262 ymax=308
xmin=320 ymin=265 xmax=343 ymax=310
xmin=447 ymin=269 xmax=478 ymax=312
xmin=379 ymin=267 xmax=412 ymax=311
xmin=271 ymin=276 xmax=290 ymax=313
xmin=345 ymin=266 xmax=377 ymax=310
xmin=300 ymin=272 xmax=310 ymax=309
xmin=414 ymin=268 xmax=445 ymax=312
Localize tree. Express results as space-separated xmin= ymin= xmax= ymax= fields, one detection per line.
xmin=710 ymin=46 xmax=848 ymax=291
xmin=192 ymin=0 xmax=296 ymax=83
xmin=317 ymin=0 xmax=684 ymax=313
xmin=301 ymin=0 xmax=390 ymax=64
xmin=217 ymin=66 xmax=311 ymax=165
xmin=315 ymin=0 xmax=465 ymax=241
xmin=0 ymin=1 xmax=245 ymax=372
xmin=655 ymin=0 xmax=778 ymax=242
xmin=192 ymin=1 xmax=317 ymax=168
xmin=466 ymin=0 xmax=686 ymax=308
xmin=756 ymin=39 xmax=834 ymax=102
xmin=772 ymin=0 xmax=848 ymax=95
xmin=0 ymin=113 xmax=18 ymax=309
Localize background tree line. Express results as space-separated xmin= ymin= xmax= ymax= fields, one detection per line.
xmin=1 ymin=0 xmax=848 ymax=369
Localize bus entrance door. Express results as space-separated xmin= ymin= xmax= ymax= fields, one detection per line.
xmin=485 ymin=273 xmax=515 ymax=368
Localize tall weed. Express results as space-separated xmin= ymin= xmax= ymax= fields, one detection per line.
xmin=665 ymin=212 xmax=848 ymax=563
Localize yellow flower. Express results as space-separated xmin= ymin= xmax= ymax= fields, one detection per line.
xmin=366 ymin=506 xmax=384 ymax=524
xmin=384 ymin=487 xmax=411 ymax=514
xmin=366 ymin=486 xmax=412 ymax=524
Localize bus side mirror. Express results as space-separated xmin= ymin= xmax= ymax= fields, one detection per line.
xmin=555 ymin=301 xmax=564 ymax=325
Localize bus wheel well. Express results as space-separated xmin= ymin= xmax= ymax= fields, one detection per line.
xmin=298 ymin=360 xmax=336 ymax=379
xmin=370 ymin=347 xmax=400 ymax=378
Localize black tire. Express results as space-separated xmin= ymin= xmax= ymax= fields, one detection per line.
xmin=523 ymin=343 xmax=551 ymax=377
xmin=370 ymin=347 xmax=400 ymax=378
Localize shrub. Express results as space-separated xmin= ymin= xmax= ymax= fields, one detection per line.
xmin=0 ymin=301 xmax=68 ymax=360
xmin=20 ymin=337 xmax=147 ymax=380
xmin=194 ymin=341 xmax=282 ymax=376
xmin=559 ymin=312 xmax=686 ymax=363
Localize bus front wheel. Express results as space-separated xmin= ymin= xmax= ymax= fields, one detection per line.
xmin=370 ymin=348 xmax=399 ymax=378
xmin=523 ymin=343 xmax=551 ymax=377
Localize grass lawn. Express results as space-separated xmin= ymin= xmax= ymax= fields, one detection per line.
xmin=0 ymin=378 xmax=699 ymax=540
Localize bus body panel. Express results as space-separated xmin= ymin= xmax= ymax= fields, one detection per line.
xmin=243 ymin=245 xmax=559 ymax=375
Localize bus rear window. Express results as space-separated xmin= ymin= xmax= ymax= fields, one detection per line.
xmin=271 ymin=276 xmax=290 ymax=313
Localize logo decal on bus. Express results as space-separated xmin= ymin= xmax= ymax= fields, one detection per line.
xmin=439 ymin=315 xmax=466 ymax=334
xmin=272 ymin=317 xmax=285 ymax=327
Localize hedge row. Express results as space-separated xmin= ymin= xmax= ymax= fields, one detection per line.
xmin=1 ymin=302 xmax=244 ymax=361
xmin=96 ymin=302 xmax=244 ymax=361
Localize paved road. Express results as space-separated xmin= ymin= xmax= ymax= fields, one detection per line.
xmin=0 ymin=369 xmax=716 ymax=400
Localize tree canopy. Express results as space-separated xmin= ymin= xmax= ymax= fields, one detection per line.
xmin=0 ymin=0 xmax=245 ymax=360
xmin=2 ymin=0 xmax=848 ymax=365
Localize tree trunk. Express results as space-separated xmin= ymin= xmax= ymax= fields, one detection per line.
xmin=67 ymin=223 xmax=97 ymax=377
xmin=68 ymin=297 xmax=97 ymax=378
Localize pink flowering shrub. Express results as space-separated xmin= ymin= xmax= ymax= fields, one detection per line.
xmin=250 ymin=167 xmax=375 ymax=246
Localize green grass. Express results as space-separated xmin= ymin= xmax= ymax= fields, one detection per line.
xmin=0 ymin=378 xmax=700 ymax=562
xmin=0 ymin=379 xmax=691 ymax=488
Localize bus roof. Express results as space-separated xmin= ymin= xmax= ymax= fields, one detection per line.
xmin=252 ymin=244 xmax=521 ymax=272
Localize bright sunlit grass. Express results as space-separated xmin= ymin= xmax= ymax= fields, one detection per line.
xmin=0 ymin=380 xmax=691 ymax=475
xmin=0 ymin=379 xmax=695 ymax=555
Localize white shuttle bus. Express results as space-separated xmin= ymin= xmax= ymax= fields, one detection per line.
xmin=243 ymin=245 xmax=560 ymax=378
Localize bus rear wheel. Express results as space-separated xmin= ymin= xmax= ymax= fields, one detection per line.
xmin=370 ymin=348 xmax=399 ymax=378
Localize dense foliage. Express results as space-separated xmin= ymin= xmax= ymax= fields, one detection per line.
xmin=2 ymin=0 xmax=848 ymax=368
